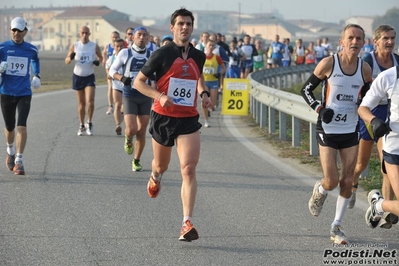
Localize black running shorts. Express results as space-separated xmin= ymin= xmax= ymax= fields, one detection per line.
xmin=123 ymin=96 xmax=152 ymax=115
xmin=0 ymin=95 xmax=31 ymax=131
xmin=316 ymin=132 xmax=359 ymax=150
xmin=149 ymin=111 xmax=202 ymax=147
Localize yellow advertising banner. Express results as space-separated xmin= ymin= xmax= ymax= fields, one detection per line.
xmin=221 ymin=78 xmax=249 ymax=116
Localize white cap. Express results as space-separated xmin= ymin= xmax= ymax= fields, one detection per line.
xmin=11 ymin=17 xmax=27 ymax=31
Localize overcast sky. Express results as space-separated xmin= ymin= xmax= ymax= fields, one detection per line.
xmin=7 ymin=0 xmax=399 ymax=23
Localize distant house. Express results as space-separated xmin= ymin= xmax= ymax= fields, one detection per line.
xmin=288 ymin=20 xmax=342 ymax=36
xmin=191 ymin=10 xmax=231 ymax=36
xmin=41 ymin=6 xmax=170 ymax=51
xmin=185 ymin=11 xmax=345 ymax=45
xmin=345 ymin=16 xmax=374 ymax=37
xmin=0 ymin=6 xmax=67 ymax=45
xmin=0 ymin=5 xmax=170 ymax=51
xmin=239 ymin=16 xmax=316 ymax=43
xmin=2 ymin=5 xmax=367 ymax=52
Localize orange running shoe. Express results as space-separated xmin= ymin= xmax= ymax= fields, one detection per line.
xmin=179 ymin=220 xmax=199 ymax=242
xmin=147 ymin=174 xmax=161 ymax=198
xmin=13 ymin=163 xmax=25 ymax=175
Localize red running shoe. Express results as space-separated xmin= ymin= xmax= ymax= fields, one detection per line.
xmin=147 ymin=174 xmax=161 ymax=198
xmin=179 ymin=220 xmax=199 ymax=242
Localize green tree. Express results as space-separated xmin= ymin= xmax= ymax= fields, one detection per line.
xmin=372 ymin=7 xmax=399 ymax=32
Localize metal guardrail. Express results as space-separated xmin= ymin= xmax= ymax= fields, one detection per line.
xmin=248 ymin=64 xmax=319 ymax=156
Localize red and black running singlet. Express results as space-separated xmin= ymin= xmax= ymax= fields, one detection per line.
xmin=140 ymin=42 xmax=206 ymax=118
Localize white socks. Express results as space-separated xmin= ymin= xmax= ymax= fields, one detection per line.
xmin=183 ymin=216 xmax=192 ymax=225
xmin=332 ymin=195 xmax=350 ymax=227
xmin=151 ymin=172 xmax=162 ymax=181
xmin=15 ymin=153 xmax=23 ymax=164
xmin=376 ymin=199 xmax=385 ymax=213
xmin=7 ymin=143 xmax=15 ymax=156
xmin=6 ymin=144 xmax=22 ymax=164
xmin=318 ymin=183 xmax=328 ymax=195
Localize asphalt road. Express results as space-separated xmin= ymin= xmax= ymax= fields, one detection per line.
xmin=0 ymin=85 xmax=398 ymax=266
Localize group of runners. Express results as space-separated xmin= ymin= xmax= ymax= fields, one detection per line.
xmin=1 ymin=10 xmax=399 ymax=245
xmin=301 ymin=24 xmax=399 ymax=244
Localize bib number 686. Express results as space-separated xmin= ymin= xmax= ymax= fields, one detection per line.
xmin=173 ymin=88 xmax=191 ymax=98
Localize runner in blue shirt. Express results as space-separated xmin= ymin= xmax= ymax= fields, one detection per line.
xmin=0 ymin=17 xmax=41 ymax=175
xmin=271 ymin=35 xmax=285 ymax=68
xmin=361 ymin=38 xmax=374 ymax=60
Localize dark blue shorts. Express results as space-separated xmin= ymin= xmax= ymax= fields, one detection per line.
xmin=226 ymin=66 xmax=240 ymax=78
xmin=72 ymin=74 xmax=96 ymax=90
xmin=149 ymin=111 xmax=201 ymax=147
xmin=382 ymin=150 xmax=399 ymax=174
xmin=282 ymin=60 xmax=290 ymax=67
xmin=241 ymin=60 xmax=253 ymax=71
xmin=359 ymin=104 xmax=388 ymax=142
xmin=272 ymin=58 xmax=282 ymax=66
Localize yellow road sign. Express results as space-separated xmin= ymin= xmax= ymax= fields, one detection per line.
xmin=221 ymin=78 xmax=249 ymax=116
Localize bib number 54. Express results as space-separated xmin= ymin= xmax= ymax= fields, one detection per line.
xmin=334 ymin=113 xmax=347 ymax=122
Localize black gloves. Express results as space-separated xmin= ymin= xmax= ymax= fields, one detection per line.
xmin=319 ymin=107 xmax=334 ymax=124
xmin=370 ymin=117 xmax=391 ymax=139
xmin=93 ymin=60 xmax=100 ymax=66
xmin=121 ymin=76 xmax=132 ymax=86
xmin=213 ymin=73 xmax=221 ymax=79
xmin=356 ymin=82 xmax=371 ymax=106
xmin=70 ymin=52 xmax=76 ymax=60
